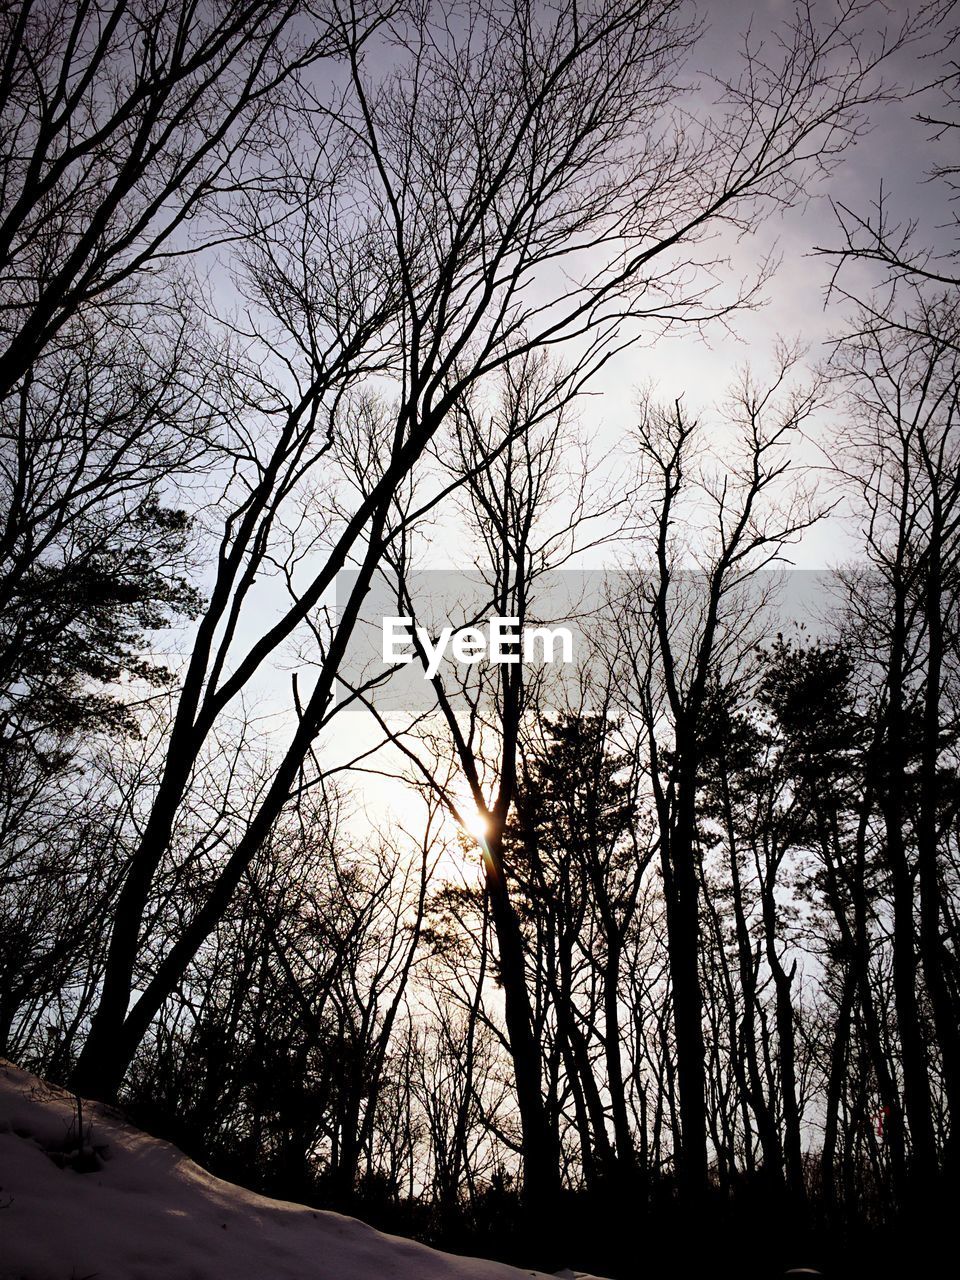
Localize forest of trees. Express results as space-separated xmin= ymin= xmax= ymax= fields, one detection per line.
xmin=1 ymin=2 xmax=958 ymax=1277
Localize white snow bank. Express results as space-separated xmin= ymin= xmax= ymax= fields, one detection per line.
xmin=0 ymin=1060 xmax=607 ymax=1280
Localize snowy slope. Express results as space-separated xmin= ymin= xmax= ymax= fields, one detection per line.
xmin=0 ymin=1060 xmax=604 ymax=1280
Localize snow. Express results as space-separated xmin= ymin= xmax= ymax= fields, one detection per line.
xmin=0 ymin=1061 xmax=606 ymax=1280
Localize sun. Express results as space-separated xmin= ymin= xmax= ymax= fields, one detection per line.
xmin=457 ymin=804 xmax=490 ymax=843
xmin=446 ymin=781 xmax=491 ymax=845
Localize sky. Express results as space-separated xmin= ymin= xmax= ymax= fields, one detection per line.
xmin=329 ymin=0 xmax=956 ymax=574
xmin=535 ymin=0 xmax=956 ymax=571
xmin=314 ymin=0 xmax=958 ymax=849
xmin=155 ymin=0 xmax=959 ymax=861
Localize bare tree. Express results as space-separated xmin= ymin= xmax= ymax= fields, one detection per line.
xmin=69 ymin=0 xmax=907 ymax=1104
xmin=828 ymin=290 xmax=960 ymax=1186
xmin=817 ymin=0 xmax=960 ymax=305
xmin=362 ymin=352 xmax=599 ymax=1208
xmin=614 ymin=351 xmax=825 ymax=1194
xmin=0 ymin=0 xmax=375 ymax=895
xmin=0 ymin=0 xmax=372 ymax=401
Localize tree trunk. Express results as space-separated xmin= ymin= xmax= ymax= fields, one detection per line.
xmin=663 ymin=758 xmax=709 ymax=1195
xmin=485 ymin=829 xmax=561 ymax=1210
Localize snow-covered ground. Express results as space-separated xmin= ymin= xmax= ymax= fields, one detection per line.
xmin=0 ymin=1060 xmax=605 ymax=1280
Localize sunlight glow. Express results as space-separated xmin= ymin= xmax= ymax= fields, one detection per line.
xmin=457 ymin=804 xmax=490 ymax=843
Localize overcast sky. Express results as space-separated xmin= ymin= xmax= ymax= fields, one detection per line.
xmin=310 ymin=0 xmax=960 ymax=845
xmin=178 ymin=1 xmax=959 ymax=847
xmin=579 ymin=0 xmax=955 ymax=569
